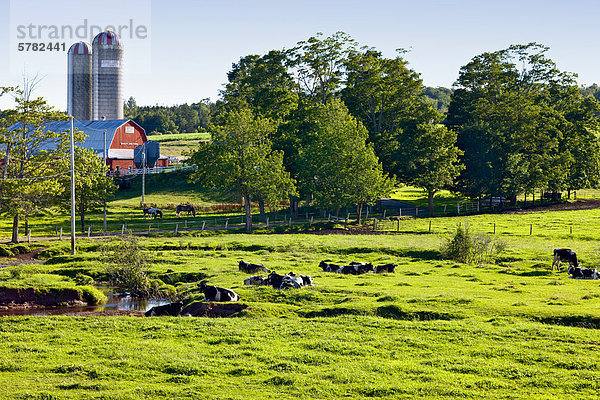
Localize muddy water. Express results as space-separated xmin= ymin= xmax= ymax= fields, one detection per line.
xmin=0 ymin=287 xmax=171 ymax=316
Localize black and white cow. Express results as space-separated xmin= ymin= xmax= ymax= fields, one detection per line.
xmin=320 ymin=260 xmax=373 ymax=275
xmin=239 ymin=260 xmax=271 ymax=274
xmin=552 ymin=248 xmax=579 ymax=271
xmin=200 ymin=282 xmax=240 ymax=302
xmin=244 ymin=275 xmax=270 ymax=286
xmin=374 ymin=263 xmax=396 ymax=274
xmin=265 ymin=271 xmax=313 ymax=290
xmin=319 ymin=261 xmax=341 ymax=273
xmin=568 ymin=266 xmax=599 ymax=280
xmin=145 ymin=301 xmax=183 ymax=317
xmin=349 ymin=261 xmax=374 ymax=275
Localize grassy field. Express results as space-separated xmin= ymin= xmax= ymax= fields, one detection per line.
xmin=1 ymin=205 xmax=600 ymax=398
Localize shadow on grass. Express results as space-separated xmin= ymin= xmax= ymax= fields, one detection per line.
xmin=302 ymin=305 xmax=462 ymax=321
xmin=537 ymin=315 xmax=600 ymax=329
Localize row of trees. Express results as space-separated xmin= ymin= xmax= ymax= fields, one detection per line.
xmin=0 ymin=87 xmax=116 ymax=242
xmin=189 ymin=33 xmax=463 ymax=230
xmin=124 ymin=98 xmax=215 ymax=135
xmin=188 ymin=35 xmax=600 ymax=231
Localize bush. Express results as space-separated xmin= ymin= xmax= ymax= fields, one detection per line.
xmin=37 ymin=245 xmax=70 ymax=259
xmin=441 ymin=226 xmax=505 ymax=265
xmin=101 ymin=236 xmax=152 ymax=296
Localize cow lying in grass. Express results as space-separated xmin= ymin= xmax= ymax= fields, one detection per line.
xmin=239 ymin=260 xmax=270 ymax=274
xmin=568 ymin=266 xmax=600 ymax=280
xmin=552 ymin=248 xmax=579 ymax=271
xmin=145 ymin=301 xmax=183 ymax=317
xmin=320 ymin=261 xmax=373 ymax=274
xmin=200 ymin=282 xmax=240 ymax=302
xmin=320 ymin=260 xmax=395 ymax=275
xmin=244 ymin=272 xmax=313 ymax=290
xmin=374 ymin=263 xmax=396 ymax=274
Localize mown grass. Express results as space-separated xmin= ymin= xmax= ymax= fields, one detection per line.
xmin=1 ymin=215 xmax=600 ymax=398
xmin=149 ymin=132 xmax=211 ymax=142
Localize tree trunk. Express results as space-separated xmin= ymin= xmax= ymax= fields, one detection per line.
xmin=356 ymin=204 xmax=363 ymax=224
xmin=258 ymin=199 xmax=266 ymax=222
xmin=428 ymin=189 xmax=435 ymax=217
xmin=244 ymin=193 xmax=252 ymax=233
xmin=11 ymin=213 xmax=19 ymax=243
xmin=24 ymin=217 xmax=29 ymax=238
xmin=80 ymin=202 xmax=86 ymax=233
xmin=335 ymin=205 xmax=341 ymax=219
xmin=289 ymin=196 xmax=298 ymax=219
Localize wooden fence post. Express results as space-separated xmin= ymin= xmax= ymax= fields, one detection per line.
xmin=87 ymin=226 xmax=91 ymax=237
xmin=59 ymin=227 xmax=63 ymax=240
xmin=457 ymin=203 xmax=460 ymax=215
xmin=373 ymin=218 xmax=377 ymax=231
xmin=185 ymin=220 xmax=187 ymax=228
xmin=201 ymin=221 xmax=206 ymax=232
xmin=310 ymin=216 xmax=313 ymax=226
xmin=443 ymin=205 xmax=447 ymax=215
xmin=493 ymin=223 xmax=496 ymax=234
xmin=429 ymin=220 xmax=432 ymax=233
xmin=266 ymin=217 xmax=269 ymax=227
xmin=289 ymin=218 xmax=292 ymax=228
xmin=175 ymin=224 xmax=179 ymax=234
xmin=365 ymin=209 xmax=369 ymax=220
xmin=27 ymin=230 xmax=31 ymax=243
xmin=225 ymin=219 xmax=229 ymax=229
xmin=121 ymin=224 xmax=125 ymax=235
xmin=148 ymin=224 xmax=151 ymax=234
xmin=530 ymin=224 xmax=533 ymax=235
xmin=383 ymin=210 xmax=387 ymax=219
xmin=328 ymin=214 xmax=331 ymax=222
xmin=570 ymin=226 xmax=573 ymax=235
xmin=397 ymin=218 xmax=400 ymax=232
xmin=416 ymin=208 xmax=419 ymax=217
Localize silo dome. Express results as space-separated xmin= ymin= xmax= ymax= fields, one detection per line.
xmin=92 ymin=31 xmax=121 ymax=46
xmin=67 ymin=41 xmax=92 ymax=120
xmin=68 ymin=41 xmax=92 ymax=55
xmin=92 ymin=31 xmax=123 ymax=120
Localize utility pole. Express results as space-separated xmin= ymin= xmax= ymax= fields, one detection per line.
xmin=141 ymin=141 xmax=146 ymax=205
xmin=103 ymin=130 xmax=107 ymax=232
xmin=70 ymin=117 xmax=76 ymax=255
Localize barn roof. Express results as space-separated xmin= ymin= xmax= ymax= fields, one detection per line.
xmin=8 ymin=119 xmax=145 ymax=154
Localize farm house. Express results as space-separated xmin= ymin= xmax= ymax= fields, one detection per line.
xmin=8 ymin=119 xmax=169 ymax=174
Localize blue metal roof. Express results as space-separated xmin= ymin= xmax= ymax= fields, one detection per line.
xmin=9 ymin=119 xmax=135 ymax=154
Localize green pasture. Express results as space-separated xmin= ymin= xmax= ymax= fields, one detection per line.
xmin=149 ymin=132 xmax=211 ymax=142
xmin=1 ymin=210 xmax=600 ymax=398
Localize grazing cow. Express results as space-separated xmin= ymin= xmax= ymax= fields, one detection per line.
xmin=239 ymin=260 xmax=270 ymax=274
xmin=200 ymin=282 xmax=240 ymax=302
xmin=568 ymin=266 xmax=599 ymax=280
xmin=349 ymin=261 xmax=374 ymax=275
xmin=145 ymin=301 xmax=183 ymax=317
xmin=143 ymin=207 xmax=163 ymax=219
xmin=374 ymin=263 xmax=396 ymax=274
xmin=244 ymin=276 xmax=270 ymax=286
xmin=552 ymin=248 xmax=579 ymax=271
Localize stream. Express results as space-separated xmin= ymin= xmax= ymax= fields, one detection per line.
xmin=0 ymin=286 xmax=171 ymax=316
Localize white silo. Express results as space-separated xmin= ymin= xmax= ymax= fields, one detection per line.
xmin=92 ymin=31 xmax=123 ymax=120
xmin=67 ymin=42 xmax=92 ymax=120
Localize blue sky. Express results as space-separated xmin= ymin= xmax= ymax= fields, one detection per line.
xmin=1 ymin=0 xmax=599 ymax=110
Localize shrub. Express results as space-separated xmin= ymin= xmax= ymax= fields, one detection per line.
xmin=441 ymin=226 xmax=505 ymax=265
xmin=101 ymin=236 xmax=152 ymax=296
xmin=37 ymin=245 xmax=70 ymax=259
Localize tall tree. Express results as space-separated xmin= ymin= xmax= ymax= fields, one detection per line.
xmin=447 ymin=43 xmax=600 ymax=202
xmin=296 ymin=100 xmax=394 ymax=221
xmin=289 ymin=32 xmax=357 ymax=104
xmin=222 ymin=50 xmax=299 ymax=121
xmin=0 ymin=88 xmax=71 ymax=242
xmin=188 ymin=109 xmax=296 ymax=232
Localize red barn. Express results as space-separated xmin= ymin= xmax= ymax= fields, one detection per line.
xmin=11 ymin=119 xmax=168 ymax=173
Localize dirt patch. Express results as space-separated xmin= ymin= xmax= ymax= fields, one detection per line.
xmin=0 ymin=287 xmax=86 ymax=309
xmin=181 ymin=302 xmax=248 ymax=317
xmin=0 ymin=247 xmax=47 ymax=266
xmin=502 ymin=200 xmax=600 ymax=214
